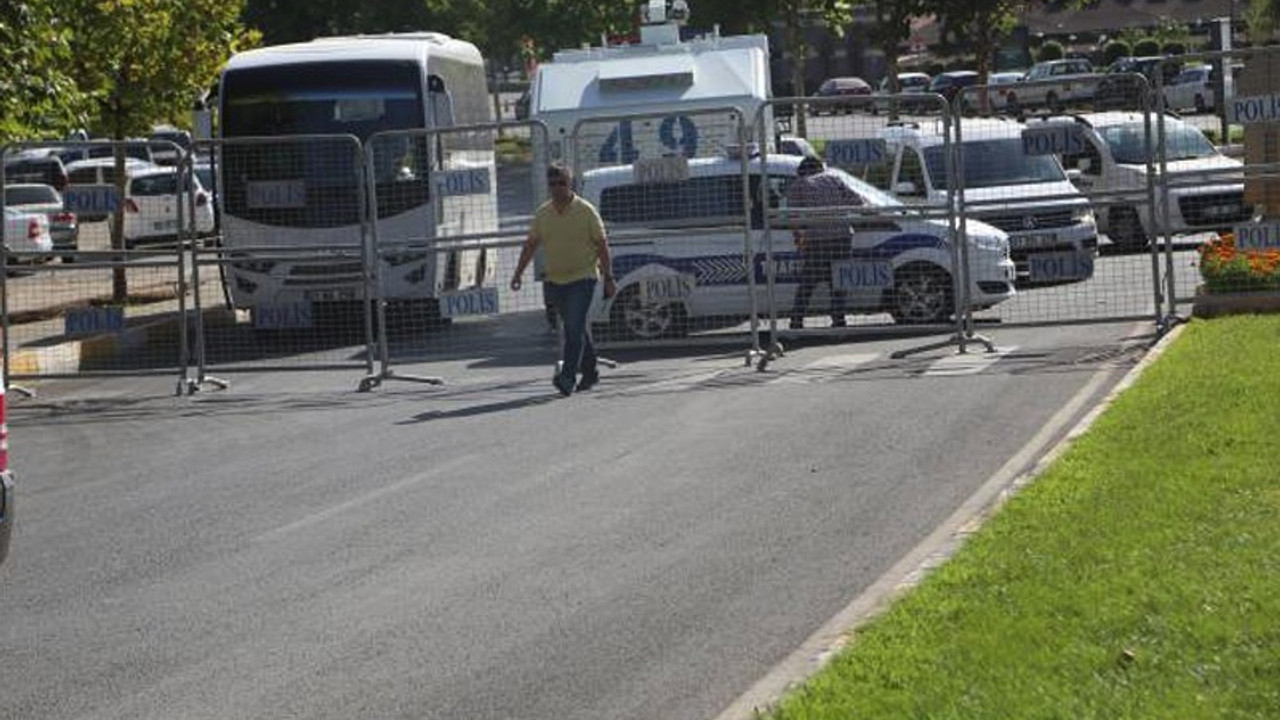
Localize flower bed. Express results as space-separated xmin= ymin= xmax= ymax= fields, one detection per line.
xmin=1193 ymin=233 xmax=1280 ymax=318
xmin=1197 ymin=233 xmax=1280 ymax=294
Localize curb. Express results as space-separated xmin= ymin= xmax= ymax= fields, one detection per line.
xmin=6 ymin=306 xmax=240 ymax=377
xmin=712 ymin=321 xmax=1189 ymax=720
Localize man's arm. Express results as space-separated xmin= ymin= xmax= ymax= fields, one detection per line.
xmin=510 ymin=229 xmax=541 ymax=291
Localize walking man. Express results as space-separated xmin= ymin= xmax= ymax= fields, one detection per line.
xmin=511 ymin=164 xmax=617 ymax=396
xmin=785 ymin=156 xmax=862 ymax=329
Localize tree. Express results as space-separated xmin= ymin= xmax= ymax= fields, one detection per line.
xmin=1133 ymin=37 xmax=1161 ymax=57
xmin=866 ymin=0 xmax=929 ymax=117
xmin=66 ymin=0 xmax=257 ymax=301
xmin=0 ymin=0 xmax=86 ymax=142
xmin=926 ymin=0 xmax=1029 ymax=87
xmin=1103 ymin=39 xmax=1132 ymax=67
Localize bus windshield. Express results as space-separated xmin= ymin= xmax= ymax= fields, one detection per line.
xmin=222 ymin=61 xmax=425 ymax=139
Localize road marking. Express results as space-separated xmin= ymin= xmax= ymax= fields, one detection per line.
xmin=772 ymin=353 xmax=881 ymax=384
xmin=920 ymin=346 xmax=1019 ymax=377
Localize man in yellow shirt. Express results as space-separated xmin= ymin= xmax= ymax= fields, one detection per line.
xmin=511 ymin=164 xmax=617 ymax=396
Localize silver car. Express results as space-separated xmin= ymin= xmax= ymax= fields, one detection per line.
xmin=4 ymin=183 xmax=78 ymax=262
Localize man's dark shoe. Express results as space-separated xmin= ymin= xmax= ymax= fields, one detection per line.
xmin=576 ymin=370 xmax=600 ymax=391
xmin=831 ymin=316 xmax=847 ymax=328
xmin=789 ymin=317 xmax=804 ymax=330
xmin=552 ymin=375 xmax=573 ymax=396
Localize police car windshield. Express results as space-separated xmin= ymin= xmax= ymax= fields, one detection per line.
xmin=829 ymin=167 xmax=901 ymax=207
xmin=1099 ymin=120 xmax=1216 ymax=164
xmin=924 ymin=139 xmax=1066 ymax=188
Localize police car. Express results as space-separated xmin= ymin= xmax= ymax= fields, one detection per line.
xmin=1040 ymin=112 xmax=1248 ymax=249
xmin=875 ymin=119 xmax=1098 ymax=286
xmin=579 ymin=151 xmax=1016 ymax=340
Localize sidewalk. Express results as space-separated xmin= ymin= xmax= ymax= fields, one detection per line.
xmin=3 ymin=262 xmax=226 ymax=376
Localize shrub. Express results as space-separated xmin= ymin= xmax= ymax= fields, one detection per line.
xmin=1103 ymin=40 xmax=1132 ymax=66
xmin=1197 ymin=233 xmax=1280 ymax=293
xmin=1133 ymin=37 xmax=1162 ymax=57
xmin=1163 ymin=41 xmax=1187 ymax=57
xmin=1038 ymin=40 xmax=1065 ymax=62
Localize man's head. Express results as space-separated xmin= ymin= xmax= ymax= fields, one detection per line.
xmin=547 ymin=163 xmax=574 ymax=201
xmin=797 ymin=156 xmax=825 ymax=178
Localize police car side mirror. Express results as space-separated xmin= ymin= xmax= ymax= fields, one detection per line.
xmin=1066 ymin=168 xmax=1084 ymax=184
xmin=893 ymin=181 xmax=920 ymax=197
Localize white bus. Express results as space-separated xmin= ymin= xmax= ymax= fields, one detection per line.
xmin=215 ymin=33 xmax=496 ymax=321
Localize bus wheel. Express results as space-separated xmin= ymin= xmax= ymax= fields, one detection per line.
xmin=890 ymin=262 xmax=953 ymax=325
xmin=610 ymin=286 xmax=687 ymax=341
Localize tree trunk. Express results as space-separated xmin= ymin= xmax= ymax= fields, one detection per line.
xmin=111 ymin=117 xmax=128 ymax=304
xmin=786 ymin=6 xmax=808 ymax=137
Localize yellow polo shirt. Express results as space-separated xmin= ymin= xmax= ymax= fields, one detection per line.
xmin=533 ymin=195 xmax=607 ymax=284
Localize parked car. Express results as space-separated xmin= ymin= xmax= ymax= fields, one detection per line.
xmin=1012 ymin=59 xmax=1097 ymax=113
xmin=811 ymin=76 xmax=873 ymax=115
xmin=148 ymin=126 xmax=193 ymax=165
xmin=871 ymin=72 xmax=935 ymax=113
xmin=1163 ymin=64 xmax=1215 ymax=113
xmin=928 ymin=70 xmax=980 ymax=106
xmin=1093 ymin=56 xmax=1181 ymax=110
xmin=57 ymin=140 xmax=156 ymax=166
xmin=987 ymin=71 xmax=1027 ymax=113
xmin=3 ymin=152 xmax=69 ymax=191
xmin=578 ymin=150 xmax=1015 ymax=338
xmin=3 ymin=206 xmax=54 ymax=260
xmin=4 ymin=184 xmax=78 ymax=262
xmin=0 ymin=381 xmax=13 ymax=567
xmin=1042 ymin=112 xmax=1248 ymax=249
xmin=63 ymin=157 xmax=155 ymax=222
xmin=874 ymin=118 xmax=1097 ymax=286
xmin=776 ymin=135 xmax=818 ymax=158
xmin=122 ymin=166 xmax=216 ymax=247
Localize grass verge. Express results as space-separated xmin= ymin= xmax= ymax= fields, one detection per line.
xmin=767 ymin=315 xmax=1280 ymax=720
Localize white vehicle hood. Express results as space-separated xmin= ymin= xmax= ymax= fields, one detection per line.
xmin=945 ymin=181 xmax=1086 ymax=212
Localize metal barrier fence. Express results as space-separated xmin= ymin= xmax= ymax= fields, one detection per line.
xmin=185 ymin=135 xmax=376 ymax=392
xmin=751 ymin=92 xmax=990 ymax=364
xmin=361 ymin=121 xmax=548 ymax=390
xmin=6 ymin=49 xmax=1280 ymax=396
xmin=568 ymin=107 xmax=765 ymax=365
xmin=3 ymin=139 xmax=193 ymax=394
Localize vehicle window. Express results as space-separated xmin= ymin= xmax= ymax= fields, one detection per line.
xmin=130 ymin=174 xmax=179 ymax=196
xmin=4 ymin=186 xmax=59 ymax=205
xmin=598 ymin=174 xmax=743 ymax=224
xmin=1099 ymin=120 xmax=1216 ymax=163
xmin=68 ymin=168 xmax=99 ymax=184
xmin=1062 ymin=138 xmax=1103 ymax=176
xmin=897 ymin=149 xmax=927 ymax=195
xmin=926 ymin=138 xmax=1067 ymax=188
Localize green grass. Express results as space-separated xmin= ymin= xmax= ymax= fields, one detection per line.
xmin=767 ymin=315 xmax=1280 ymax=720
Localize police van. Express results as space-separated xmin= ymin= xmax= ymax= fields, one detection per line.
xmin=528 ymin=0 xmax=772 ymax=174
xmin=873 ymin=119 xmax=1099 ymax=286
xmin=578 ymin=151 xmax=1017 ymax=340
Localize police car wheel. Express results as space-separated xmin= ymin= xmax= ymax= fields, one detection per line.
xmin=1109 ymin=207 xmax=1149 ymax=251
xmin=890 ymin=263 xmax=953 ymax=325
xmin=611 ymin=286 xmax=687 ymax=340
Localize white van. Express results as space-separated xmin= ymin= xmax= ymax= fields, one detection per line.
xmin=875 ymin=118 xmax=1098 ymax=286
xmin=579 ymin=152 xmax=1016 ymax=340
xmin=529 ymin=8 xmax=772 ymax=174
xmin=1041 ymin=112 xmax=1248 ymax=249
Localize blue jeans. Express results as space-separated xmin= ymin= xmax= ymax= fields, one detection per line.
xmin=545 ymin=278 xmax=597 ymax=386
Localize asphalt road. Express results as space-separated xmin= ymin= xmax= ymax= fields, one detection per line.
xmin=0 ymin=317 xmax=1151 ymax=720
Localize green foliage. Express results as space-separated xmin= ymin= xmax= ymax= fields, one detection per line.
xmin=766 ymin=314 xmax=1280 ymax=720
xmin=1162 ymin=40 xmax=1187 ymax=57
xmin=1037 ymin=39 xmax=1065 ymax=62
xmin=1102 ymin=39 xmax=1131 ymax=66
xmin=1133 ymin=37 xmax=1162 ymax=57
xmin=0 ymin=0 xmax=86 ymax=143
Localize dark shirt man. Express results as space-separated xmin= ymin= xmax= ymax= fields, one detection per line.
xmin=785 ymin=156 xmax=862 ymax=329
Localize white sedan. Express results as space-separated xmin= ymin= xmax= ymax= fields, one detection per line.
xmin=3 ymin=206 xmax=54 ymax=260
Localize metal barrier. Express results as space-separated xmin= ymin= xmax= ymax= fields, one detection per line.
xmin=360 ymin=121 xmax=547 ymax=390
xmin=3 ymin=139 xmax=192 ymax=395
xmin=568 ymin=107 xmax=764 ymax=364
xmin=953 ymin=74 xmax=1167 ymax=331
xmin=751 ymin=92 xmax=993 ymax=366
xmin=185 ymin=135 xmax=376 ymax=393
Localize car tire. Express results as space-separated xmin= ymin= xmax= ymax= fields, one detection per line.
xmin=1047 ymin=92 xmax=1064 ymax=114
xmin=609 ymin=284 xmax=688 ymax=340
xmin=1109 ymin=207 xmax=1150 ymax=251
xmin=890 ymin=262 xmax=953 ymax=325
